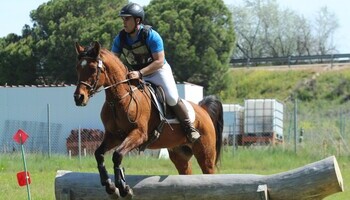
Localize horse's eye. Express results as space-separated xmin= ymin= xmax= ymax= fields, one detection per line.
xmin=89 ymin=66 xmax=98 ymax=74
xmin=80 ymin=60 xmax=88 ymax=68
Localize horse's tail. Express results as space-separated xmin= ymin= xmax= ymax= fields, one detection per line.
xmin=198 ymin=95 xmax=223 ymax=165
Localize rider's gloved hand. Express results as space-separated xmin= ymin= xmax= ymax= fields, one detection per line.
xmin=127 ymin=71 xmax=143 ymax=79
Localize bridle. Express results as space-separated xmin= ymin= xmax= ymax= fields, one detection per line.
xmin=77 ymin=55 xmax=141 ymax=100
xmin=76 ymin=57 xmax=101 ymax=97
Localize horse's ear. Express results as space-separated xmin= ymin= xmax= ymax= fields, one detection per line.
xmin=75 ymin=42 xmax=84 ymax=54
xmin=93 ymin=41 xmax=101 ymax=55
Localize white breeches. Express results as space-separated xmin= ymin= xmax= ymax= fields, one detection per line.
xmin=143 ymin=62 xmax=179 ymax=106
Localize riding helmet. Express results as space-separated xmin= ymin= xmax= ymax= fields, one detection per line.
xmin=119 ymin=3 xmax=145 ymax=22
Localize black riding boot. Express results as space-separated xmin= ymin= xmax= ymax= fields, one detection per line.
xmin=171 ymin=99 xmax=200 ymax=143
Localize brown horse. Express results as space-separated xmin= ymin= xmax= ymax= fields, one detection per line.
xmin=74 ymin=41 xmax=223 ymax=198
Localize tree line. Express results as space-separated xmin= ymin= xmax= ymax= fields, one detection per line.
xmin=231 ymin=0 xmax=338 ymax=59
xmin=0 ymin=0 xmax=338 ymax=97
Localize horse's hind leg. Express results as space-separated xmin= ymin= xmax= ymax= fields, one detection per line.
xmin=168 ymin=146 xmax=193 ymax=174
xmin=192 ymin=137 xmax=216 ymax=174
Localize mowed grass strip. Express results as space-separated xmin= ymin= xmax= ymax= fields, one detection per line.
xmin=0 ymin=148 xmax=348 ymax=200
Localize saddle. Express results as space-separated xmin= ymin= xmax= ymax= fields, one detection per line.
xmin=138 ymin=82 xmax=195 ymax=151
xmin=148 ymin=83 xmax=174 ymax=119
xmin=146 ymin=82 xmax=195 ymax=123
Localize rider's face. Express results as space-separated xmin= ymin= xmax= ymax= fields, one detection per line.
xmin=121 ymin=16 xmax=136 ymax=33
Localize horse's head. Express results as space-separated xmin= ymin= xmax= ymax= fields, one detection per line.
xmin=74 ymin=41 xmax=106 ymax=106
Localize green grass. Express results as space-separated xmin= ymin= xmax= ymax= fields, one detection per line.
xmin=225 ymin=67 xmax=350 ymax=111
xmin=223 ymin=68 xmax=312 ymax=103
xmin=0 ymin=148 xmax=348 ymax=199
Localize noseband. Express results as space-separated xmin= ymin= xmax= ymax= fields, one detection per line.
xmin=77 ymin=55 xmax=133 ymax=98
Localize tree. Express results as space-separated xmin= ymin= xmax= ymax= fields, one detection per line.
xmin=231 ymin=0 xmax=339 ymax=60
xmin=145 ymin=0 xmax=235 ymax=95
xmin=230 ymin=0 xmax=264 ymax=58
xmin=29 ymin=0 xmax=127 ymax=84
xmin=0 ymin=0 xmax=127 ymax=85
xmin=0 ymin=34 xmax=38 ymax=85
xmin=313 ymin=6 xmax=339 ymax=54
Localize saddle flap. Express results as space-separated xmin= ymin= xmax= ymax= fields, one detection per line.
xmin=147 ymin=84 xmax=195 ymax=123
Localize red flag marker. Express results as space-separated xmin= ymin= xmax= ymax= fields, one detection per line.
xmin=13 ymin=129 xmax=32 ymax=199
xmin=17 ymin=171 xmax=31 ymax=186
xmin=13 ymin=129 xmax=29 ymax=144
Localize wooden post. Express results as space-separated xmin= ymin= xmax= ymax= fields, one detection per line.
xmin=55 ymin=156 xmax=343 ymax=200
xmin=256 ymin=184 xmax=268 ymax=200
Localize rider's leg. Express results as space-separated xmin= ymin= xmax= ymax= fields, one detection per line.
xmin=170 ymin=98 xmax=200 ymax=142
xmin=143 ymin=62 xmax=200 ymax=142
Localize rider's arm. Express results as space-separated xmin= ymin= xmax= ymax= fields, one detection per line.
xmin=127 ymin=51 xmax=164 ymax=79
xmin=139 ymin=51 xmax=164 ymax=76
xmin=139 ymin=29 xmax=165 ymax=76
xmin=128 ymin=29 xmax=165 ymax=79
xmin=111 ymin=34 xmax=121 ymax=57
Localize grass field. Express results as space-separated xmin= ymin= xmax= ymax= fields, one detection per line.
xmin=0 ymin=146 xmax=348 ymax=199
xmin=2 ymin=63 xmax=350 ymax=199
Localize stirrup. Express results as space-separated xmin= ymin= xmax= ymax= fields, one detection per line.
xmin=186 ymin=127 xmax=200 ymax=143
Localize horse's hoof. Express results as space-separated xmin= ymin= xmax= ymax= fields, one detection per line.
xmin=108 ymin=188 xmax=120 ymax=200
xmin=120 ymin=185 xmax=134 ymax=199
xmin=124 ymin=185 xmax=134 ymax=199
xmin=105 ymin=179 xmax=119 ymax=196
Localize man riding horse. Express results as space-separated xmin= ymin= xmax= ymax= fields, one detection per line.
xmin=111 ymin=3 xmax=200 ymax=143
xmin=74 ymin=3 xmax=223 ymax=198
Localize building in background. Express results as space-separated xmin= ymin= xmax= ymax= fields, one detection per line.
xmin=0 ymin=82 xmax=203 ymax=154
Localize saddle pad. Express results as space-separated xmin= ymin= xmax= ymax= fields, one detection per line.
xmin=165 ymin=99 xmax=196 ymax=124
xmin=149 ymin=89 xmax=195 ymax=124
xmin=166 ymin=100 xmax=196 ymax=124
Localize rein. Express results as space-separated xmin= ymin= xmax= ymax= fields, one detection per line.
xmin=77 ymin=54 xmax=147 ymax=123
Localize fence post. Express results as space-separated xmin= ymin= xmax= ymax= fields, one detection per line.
xmin=47 ymin=104 xmax=51 ymax=157
xmin=299 ymin=128 xmax=304 ymax=143
xmin=288 ymin=56 xmax=291 ymax=68
xmin=340 ymin=111 xmax=345 ymax=138
xmin=78 ymin=126 xmax=81 ymax=164
xmin=294 ymin=98 xmax=298 ymax=153
xmin=331 ymin=54 xmax=334 ymax=69
xmin=230 ymin=126 xmax=235 ymax=156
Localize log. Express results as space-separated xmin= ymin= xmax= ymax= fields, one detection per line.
xmin=55 ymin=156 xmax=344 ymax=200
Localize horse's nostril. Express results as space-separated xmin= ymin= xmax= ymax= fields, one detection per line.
xmin=74 ymin=94 xmax=85 ymax=105
xmin=74 ymin=94 xmax=80 ymax=100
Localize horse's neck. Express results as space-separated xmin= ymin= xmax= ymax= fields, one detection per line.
xmin=104 ymin=61 xmax=130 ymax=102
xmin=100 ymin=50 xmax=131 ymax=101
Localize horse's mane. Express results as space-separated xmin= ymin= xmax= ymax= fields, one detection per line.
xmin=99 ymin=48 xmax=127 ymax=72
xmin=100 ymin=48 xmax=121 ymax=64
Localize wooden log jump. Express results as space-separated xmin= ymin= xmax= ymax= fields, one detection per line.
xmin=55 ymin=156 xmax=344 ymax=200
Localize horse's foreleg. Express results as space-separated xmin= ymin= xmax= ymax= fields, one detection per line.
xmin=112 ymin=130 xmax=147 ymax=197
xmin=112 ymin=151 xmax=130 ymax=197
xmin=94 ymin=142 xmax=118 ymax=195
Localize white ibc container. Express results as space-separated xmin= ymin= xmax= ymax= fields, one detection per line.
xmin=223 ymin=104 xmax=244 ymax=137
xmin=244 ymin=99 xmax=283 ymax=137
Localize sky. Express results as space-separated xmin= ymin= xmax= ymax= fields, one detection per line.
xmin=1 ymin=0 xmax=349 ymax=53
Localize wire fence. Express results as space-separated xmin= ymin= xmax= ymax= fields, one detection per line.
xmin=230 ymin=53 xmax=350 ymax=67
xmin=224 ymin=100 xmax=350 ymax=157
xmin=1 ymin=99 xmax=350 ymax=158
